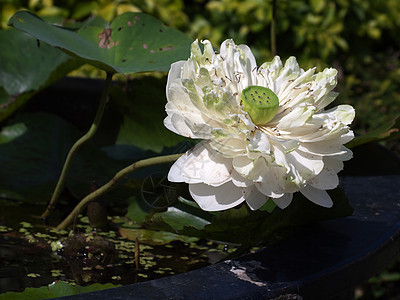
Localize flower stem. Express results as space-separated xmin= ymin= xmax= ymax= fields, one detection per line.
xmin=41 ymin=72 xmax=114 ymax=220
xmin=56 ymin=153 xmax=184 ymax=230
xmin=271 ymin=0 xmax=277 ymax=56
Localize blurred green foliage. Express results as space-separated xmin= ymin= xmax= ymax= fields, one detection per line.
xmin=1 ymin=0 xmax=399 ymax=134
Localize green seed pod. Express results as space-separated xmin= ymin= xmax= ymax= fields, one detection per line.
xmin=241 ymin=86 xmax=279 ymax=125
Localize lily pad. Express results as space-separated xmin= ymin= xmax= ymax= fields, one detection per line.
xmin=151 ymin=207 xmax=211 ymax=231
xmin=9 ymin=11 xmax=192 ymax=74
xmin=0 ymin=28 xmax=81 ymax=122
xmin=346 ymin=114 xmax=400 ymax=148
xmin=119 ymin=226 xmax=198 ymax=245
xmin=147 ymin=188 xmax=353 ymax=247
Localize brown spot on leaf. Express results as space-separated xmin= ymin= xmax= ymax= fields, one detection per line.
xmin=0 ymin=95 xmax=17 ymax=109
xmin=149 ymin=60 xmax=155 ymax=63
xmin=159 ymin=46 xmax=174 ymax=51
xmin=97 ymin=28 xmax=118 ymax=49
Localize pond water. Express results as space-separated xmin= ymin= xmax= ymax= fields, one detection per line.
xmin=0 ymin=201 xmax=236 ymax=294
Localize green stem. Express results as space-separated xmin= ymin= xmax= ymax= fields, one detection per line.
xmin=56 ymin=153 xmax=184 ymax=230
xmin=41 ymin=72 xmax=114 ymax=220
xmin=271 ymin=0 xmax=277 ymax=56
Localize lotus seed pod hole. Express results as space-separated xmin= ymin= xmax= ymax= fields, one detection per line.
xmin=241 ymin=86 xmax=279 ymax=125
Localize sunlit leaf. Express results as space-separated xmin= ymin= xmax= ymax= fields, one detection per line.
xmin=0 ymin=281 xmax=119 ymax=300
xmin=9 ymin=11 xmax=192 ymax=74
xmin=152 ymin=207 xmax=210 ymax=231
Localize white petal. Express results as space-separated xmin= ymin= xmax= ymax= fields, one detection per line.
xmin=248 ymin=131 xmax=271 ymax=154
xmin=168 ymin=141 xmax=233 ymax=187
xmin=233 ymin=156 xmax=270 ymax=181
xmin=277 ymin=68 xmax=315 ymax=105
xmin=274 ymin=56 xmax=303 ymax=96
xmin=231 ymin=171 xmax=254 ymax=187
xmin=255 ymin=166 xmax=286 ymax=198
xmin=232 ymin=156 xmax=254 ymax=177
xmin=184 ymin=119 xmax=214 ymax=139
xmin=273 ymin=144 xmax=324 ymax=184
xmin=210 ymin=138 xmax=247 ymax=158
xmin=237 ymin=44 xmax=258 ymax=86
xmin=254 ymin=156 xmax=290 ymax=196
xmin=165 ymin=81 xmax=211 ymax=138
xmin=297 ymin=106 xmax=354 ymax=144
xmin=259 ymin=56 xmax=283 ymax=85
xmin=168 ymin=151 xmax=202 ymax=184
xmin=163 ymin=113 xmax=192 ymax=138
xmin=308 ymin=160 xmax=340 ymax=190
xmin=315 ymin=91 xmax=338 ymax=111
xmin=167 ymin=61 xmax=185 ymax=87
xmin=189 ymin=181 xmax=245 ymax=211
xmin=276 ymin=105 xmax=315 ymax=130
xmin=272 ymin=193 xmax=293 ymax=209
xmin=333 ymin=146 xmax=353 ymax=161
xmin=300 ymin=185 xmax=333 ymax=208
xmin=325 ymin=104 xmax=355 ymax=125
xmin=289 ymin=150 xmax=324 ymax=177
xmin=323 ymin=157 xmax=344 ymax=173
xmin=298 ymin=131 xmax=354 ymax=156
xmin=245 ymin=187 xmax=268 ymax=210
xmin=312 ymin=68 xmax=338 ymax=110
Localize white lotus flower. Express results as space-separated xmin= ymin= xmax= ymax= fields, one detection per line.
xmin=164 ymin=39 xmax=355 ymax=211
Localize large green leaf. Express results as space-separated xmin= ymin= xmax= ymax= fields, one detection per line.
xmin=0 ymin=281 xmax=119 ymax=300
xmin=0 ymin=112 xmax=130 ymax=204
xmin=8 ymin=11 xmax=192 ymax=74
xmin=0 ymin=28 xmax=81 ymax=122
